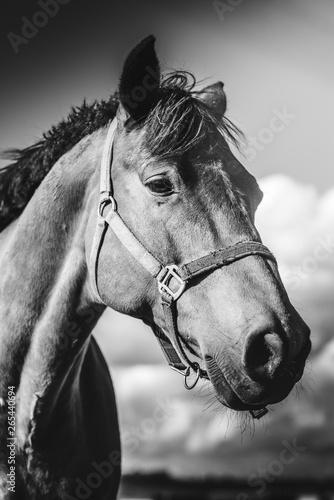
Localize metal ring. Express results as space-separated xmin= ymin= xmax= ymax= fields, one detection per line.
xmin=98 ymin=195 xmax=117 ymax=218
xmin=184 ymin=365 xmax=200 ymax=390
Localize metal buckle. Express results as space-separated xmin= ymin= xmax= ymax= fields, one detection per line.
xmin=170 ymin=365 xmax=189 ymax=376
xmin=158 ymin=265 xmax=186 ymax=301
xmin=98 ymin=194 xmax=117 ymax=218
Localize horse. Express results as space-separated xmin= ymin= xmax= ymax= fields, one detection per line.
xmin=0 ymin=35 xmax=311 ymax=499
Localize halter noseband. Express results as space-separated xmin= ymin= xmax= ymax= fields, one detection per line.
xmin=90 ymin=118 xmax=275 ymax=419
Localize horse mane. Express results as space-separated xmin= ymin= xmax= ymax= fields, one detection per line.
xmin=0 ymin=71 xmax=241 ymax=233
xmin=0 ymin=96 xmax=119 ymax=232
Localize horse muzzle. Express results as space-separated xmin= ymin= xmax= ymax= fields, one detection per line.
xmin=204 ymin=328 xmax=311 ymax=411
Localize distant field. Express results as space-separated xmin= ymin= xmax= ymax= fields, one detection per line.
xmin=119 ymin=473 xmax=334 ymax=500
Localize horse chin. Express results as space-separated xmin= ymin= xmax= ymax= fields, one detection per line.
xmin=214 ymin=378 xmax=294 ymax=412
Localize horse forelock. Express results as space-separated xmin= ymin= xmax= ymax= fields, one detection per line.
xmin=142 ymin=71 xmax=242 ymax=161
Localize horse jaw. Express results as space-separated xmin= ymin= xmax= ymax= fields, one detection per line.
xmin=169 ymin=256 xmax=311 ymax=411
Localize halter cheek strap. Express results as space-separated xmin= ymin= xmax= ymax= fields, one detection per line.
xmin=90 ymin=118 xmax=275 ymax=420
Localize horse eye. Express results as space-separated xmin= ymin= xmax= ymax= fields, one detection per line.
xmin=146 ymin=177 xmax=174 ymax=195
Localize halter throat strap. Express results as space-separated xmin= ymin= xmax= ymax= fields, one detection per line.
xmin=90 ymin=118 xmax=276 ymax=405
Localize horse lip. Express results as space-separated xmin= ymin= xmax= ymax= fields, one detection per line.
xmin=205 ymin=354 xmax=258 ymax=409
xmin=207 ymin=360 xmax=267 ymax=411
xmin=216 ymin=378 xmax=265 ymax=411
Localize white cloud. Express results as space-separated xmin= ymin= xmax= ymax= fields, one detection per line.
xmin=112 ymin=362 xmax=334 ymax=478
xmin=256 ymin=175 xmax=329 ymax=263
xmin=256 ymin=175 xmax=334 ymax=355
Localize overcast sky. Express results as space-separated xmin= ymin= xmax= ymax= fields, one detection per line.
xmin=1 ymin=0 xmax=333 ymax=189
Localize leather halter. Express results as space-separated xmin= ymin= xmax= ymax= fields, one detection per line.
xmin=90 ymin=118 xmax=276 ymax=418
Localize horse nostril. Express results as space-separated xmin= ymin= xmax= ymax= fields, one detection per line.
xmin=243 ymin=332 xmax=285 ymax=382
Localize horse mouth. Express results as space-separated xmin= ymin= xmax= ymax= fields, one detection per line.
xmin=212 ymin=367 xmax=265 ymax=411
xmin=205 ymin=355 xmax=266 ymax=411
xmin=204 ymin=348 xmax=310 ymax=412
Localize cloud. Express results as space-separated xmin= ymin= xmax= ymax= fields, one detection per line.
xmin=112 ymin=362 xmax=334 ymax=478
xmin=257 ymin=174 xmax=334 ymax=273
xmin=256 ymin=175 xmax=319 ymax=262
xmin=256 ymin=175 xmax=334 ymax=354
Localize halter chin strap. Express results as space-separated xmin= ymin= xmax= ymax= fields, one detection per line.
xmin=90 ymin=118 xmax=275 ymax=419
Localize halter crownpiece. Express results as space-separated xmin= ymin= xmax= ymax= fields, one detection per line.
xmin=90 ymin=117 xmax=275 ymax=419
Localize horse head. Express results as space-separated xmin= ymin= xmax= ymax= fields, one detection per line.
xmin=88 ymin=36 xmax=311 ymax=413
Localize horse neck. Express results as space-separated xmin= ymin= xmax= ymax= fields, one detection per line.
xmin=0 ymin=128 xmax=107 ymax=449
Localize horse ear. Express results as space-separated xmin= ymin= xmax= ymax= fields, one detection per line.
xmin=118 ymin=35 xmax=161 ymax=123
xmin=196 ymin=82 xmax=227 ymax=118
